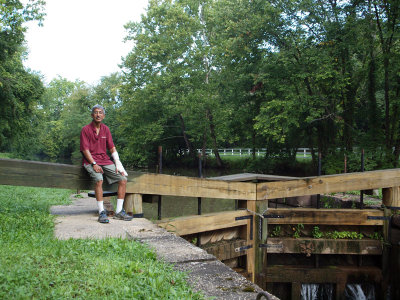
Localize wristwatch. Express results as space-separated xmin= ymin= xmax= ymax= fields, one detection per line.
xmin=91 ymin=161 xmax=97 ymax=166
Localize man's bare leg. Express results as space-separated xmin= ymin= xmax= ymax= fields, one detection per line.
xmin=116 ymin=180 xmax=127 ymax=214
xmin=95 ymin=180 xmax=109 ymax=223
xmin=117 ymin=179 xmax=127 ymax=200
xmin=95 ymin=180 xmax=103 ymax=202
xmin=95 ymin=180 xmax=105 ymax=214
xmin=114 ymin=180 xmax=132 ymax=220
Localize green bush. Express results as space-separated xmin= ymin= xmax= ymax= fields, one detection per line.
xmin=322 ymin=149 xmax=393 ymax=175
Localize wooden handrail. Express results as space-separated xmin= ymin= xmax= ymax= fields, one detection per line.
xmin=2 ymin=158 xmax=400 ymax=201
xmin=0 ymin=158 xmax=256 ymax=200
xmin=257 ymin=168 xmax=400 ymax=200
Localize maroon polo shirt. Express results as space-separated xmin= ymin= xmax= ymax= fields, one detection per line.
xmin=80 ymin=122 xmax=115 ymax=166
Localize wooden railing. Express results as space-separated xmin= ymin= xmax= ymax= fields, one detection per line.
xmin=1 ymin=158 xmax=399 ymax=295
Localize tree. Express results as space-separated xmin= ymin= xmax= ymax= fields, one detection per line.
xmin=121 ymin=0 xmax=234 ymax=166
xmin=36 ymin=78 xmax=93 ymax=162
xmin=0 ymin=0 xmax=45 ymax=154
xmin=117 ymin=0 xmax=400 ymax=171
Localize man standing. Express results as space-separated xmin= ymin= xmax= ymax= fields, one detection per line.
xmin=80 ymin=104 xmax=133 ymax=223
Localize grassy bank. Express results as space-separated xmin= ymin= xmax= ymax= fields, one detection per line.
xmin=0 ymin=185 xmax=203 ymax=299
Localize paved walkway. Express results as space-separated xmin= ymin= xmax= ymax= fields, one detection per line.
xmin=51 ymin=193 xmax=277 ymax=300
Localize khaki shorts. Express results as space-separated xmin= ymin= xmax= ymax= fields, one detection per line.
xmin=84 ymin=164 xmax=127 ymax=184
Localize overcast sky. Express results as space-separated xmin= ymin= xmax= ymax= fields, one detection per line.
xmin=23 ymin=0 xmax=148 ymax=85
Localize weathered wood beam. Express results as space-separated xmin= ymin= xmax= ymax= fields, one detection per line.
xmin=266 ymin=265 xmax=383 ymax=283
xmin=265 ymin=238 xmax=383 ymax=255
xmin=257 ymin=168 xmax=400 ymax=200
xmin=156 ymin=210 xmax=250 ymax=236
xmin=265 ymin=208 xmax=384 ymax=225
xmin=126 ymin=173 xmax=256 ymax=200
xmin=0 ymin=158 xmax=257 ymax=200
xmin=0 ymin=158 xmax=93 ymax=190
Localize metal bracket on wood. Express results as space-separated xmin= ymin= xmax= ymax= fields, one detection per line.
xmin=367 ymin=216 xmax=391 ymax=220
xmin=235 ymin=215 xmax=253 ymax=240
xmin=263 ymin=214 xmax=285 ymax=219
xmin=383 ymin=205 xmax=400 ymax=210
xmin=235 ymin=245 xmax=253 ymax=252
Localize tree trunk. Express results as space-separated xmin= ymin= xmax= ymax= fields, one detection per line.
xmin=367 ymin=29 xmax=380 ymax=145
xmin=206 ymin=109 xmax=223 ymax=167
xmin=384 ymin=55 xmax=391 ymax=149
xmin=252 ymin=130 xmax=256 ymax=159
xmin=201 ymin=126 xmax=207 ymax=168
xmin=179 ymin=114 xmax=196 ymax=161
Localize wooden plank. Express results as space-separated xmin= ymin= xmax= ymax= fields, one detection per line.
xmin=257 ymin=168 xmax=400 ymax=200
xmin=0 ymin=158 xmax=93 ymax=190
xmin=0 ymin=158 xmax=257 ymax=200
xmin=126 ymin=173 xmax=256 ymax=200
xmin=210 ymin=173 xmax=298 ymax=182
xmin=266 ymin=265 xmax=382 ymax=284
xmin=266 ymin=238 xmax=383 ymax=255
xmin=264 ymin=208 xmax=384 ymax=225
xmin=156 ymin=210 xmax=250 ymax=236
xmin=202 ymin=239 xmax=247 ymax=261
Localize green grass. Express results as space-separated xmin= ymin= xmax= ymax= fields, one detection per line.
xmin=0 ymin=185 xmax=204 ymax=299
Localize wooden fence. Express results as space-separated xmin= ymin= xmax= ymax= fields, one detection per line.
xmin=193 ymin=148 xmax=312 ymax=157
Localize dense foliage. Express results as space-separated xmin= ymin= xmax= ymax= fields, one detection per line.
xmin=118 ymin=0 xmax=400 ymax=171
xmin=0 ymin=185 xmax=204 ymax=299
xmin=3 ymin=0 xmax=400 ymax=174
xmin=0 ymin=0 xmax=45 ymax=155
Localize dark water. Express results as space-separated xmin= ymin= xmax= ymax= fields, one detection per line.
xmin=142 ymin=196 xmax=236 ymax=220
xmin=301 ymin=283 xmax=376 ymax=300
xmin=142 ymin=167 xmax=239 ymax=220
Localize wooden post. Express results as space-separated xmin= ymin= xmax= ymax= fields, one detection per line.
xmin=123 ymin=193 xmax=143 ymax=216
xmin=382 ymin=186 xmax=400 ymax=297
xmin=382 ymin=186 xmax=400 ymax=242
xmin=247 ymin=200 xmax=256 ymax=282
xmin=255 ymin=200 xmax=268 ymax=290
xmin=382 ymin=186 xmax=400 ymax=208
xmin=336 ymin=281 xmax=346 ymax=300
xmin=237 ymin=200 xmax=256 ymax=282
xmin=291 ymin=282 xmax=301 ymax=300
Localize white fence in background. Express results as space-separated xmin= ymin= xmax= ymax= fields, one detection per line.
xmin=192 ymin=148 xmax=312 ymax=157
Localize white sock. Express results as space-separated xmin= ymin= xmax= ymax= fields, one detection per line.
xmin=116 ymin=199 xmax=124 ymax=213
xmin=97 ymin=201 xmax=104 ymax=214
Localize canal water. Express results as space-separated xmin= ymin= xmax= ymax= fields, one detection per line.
xmin=141 ymin=166 xmax=238 ymax=220
xmin=301 ymin=283 xmax=376 ymax=300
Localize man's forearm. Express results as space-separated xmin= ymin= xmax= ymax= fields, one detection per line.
xmin=82 ymin=150 xmax=95 ymax=164
xmin=110 ymin=149 xmax=128 ymax=176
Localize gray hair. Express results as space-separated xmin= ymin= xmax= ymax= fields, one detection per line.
xmin=91 ymin=104 xmax=105 ymax=114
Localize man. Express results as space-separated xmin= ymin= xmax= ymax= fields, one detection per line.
xmin=80 ymin=104 xmax=133 ymax=223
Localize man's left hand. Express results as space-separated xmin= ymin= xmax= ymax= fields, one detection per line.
xmin=115 ymin=160 xmax=128 ymax=176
